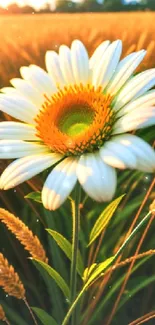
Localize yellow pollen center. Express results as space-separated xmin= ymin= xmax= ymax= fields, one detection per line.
xmin=35 ymin=84 xmax=114 ymax=156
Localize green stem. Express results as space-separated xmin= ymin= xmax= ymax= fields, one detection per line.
xmin=62 ymin=287 xmax=86 ymax=325
xmin=114 ymin=211 xmax=152 ymax=260
xmin=62 ymin=210 xmax=152 ymax=325
xmin=70 ymin=182 xmax=81 ymax=325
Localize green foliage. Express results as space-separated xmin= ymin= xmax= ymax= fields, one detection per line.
xmin=115 ymin=211 xmax=153 ymax=259
xmin=84 ymin=257 xmax=115 ymax=286
xmin=87 ymin=256 xmax=152 ymax=325
xmin=146 ymin=0 xmax=155 ymax=10
xmin=0 ymin=302 xmax=27 ymax=325
xmin=1 ymin=0 xmax=154 ymax=14
xmin=32 ymin=308 xmax=58 ymax=325
xmin=55 ymin=0 xmax=78 ymax=13
xmin=83 ymin=263 xmax=97 ymax=282
xmin=118 ymin=274 xmax=155 ymax=311
xmin=25 ymin=191 xmax=42 ymax=203
xmin=1 ymin=131 xmax=154 ymax=325
xmin=88 ymin=194 xmax=125 ymax=246
xmin=32 ymin=259 xmax=70 ymax=299
xmin=47 ymin=229 xmax=84 ymax=277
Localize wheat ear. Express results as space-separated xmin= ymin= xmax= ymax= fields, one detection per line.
xmin=0 ymin=208 xmax=48 ymax=263
xmin=0 ymin=253 xmax=25 ymax=299
xmin=0 ymin=305 xmax=10 ymax=325
xmin=0 ymin=305 xmax=6 ymax=321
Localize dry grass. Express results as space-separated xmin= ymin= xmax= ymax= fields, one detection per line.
xmin=0 ymin=305 xmax=10 ymax=325
xmin=0 ymin=253 xmax=25 ymax=299
xmin=0 ymin=305 xmax=6 ymax=321
xmin=0 ymin=12 xmax=155 ymax=88
xmin=0 ymin=208 xmax=48 ymax=263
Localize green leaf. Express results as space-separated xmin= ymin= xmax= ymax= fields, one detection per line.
xmin=32 ymin=259 xmax=70 ymax=299
xmin=25 ymin=191 xmax=42 ymax=203
xmin=87 ymin=256 xmax=152 ymax=325
xmin=32 ymin=308 xmax=58 ymax=325
xmin=85 ymin=256 xmax=114 ymax=287
xmin=61 ymin=257 xmax=115 ymax=325
xmin=118 ymin=274 xmax=155 ymax=311
xmin=47 ymin=229 xmax=84 ymax=277
xmin=88 ymin=194 xmax=125 ymax=246
xmin=82 ymin=263 xmax=97 ymax=282
xmin=0 ymin=302 xmax=28 ymax=325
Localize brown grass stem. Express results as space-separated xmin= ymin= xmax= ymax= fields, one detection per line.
xmin=82 ymin=177 xmax=155 ymax=325
xmin=106 ymin=178 xmax=155 ymax=325
xmin=23 ymin=298 xmax=38 ymax=325
xmin=129 ymin=311 xmax=155 ymax=325
xmin=82 ymin=249 xmax=155 ymax=325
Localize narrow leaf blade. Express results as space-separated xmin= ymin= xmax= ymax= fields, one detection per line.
xmin=88 ymin=194 xmax=125 ymax=246
xmin=32 ymin=259 xmax=70 ymax=299
xmin=47 ymin=229 xmax=84 ymax=277
xmin=32 ymin=307 xmax=58 ymax=325
xmin=85 ymin=256 xmax=114 ymax=287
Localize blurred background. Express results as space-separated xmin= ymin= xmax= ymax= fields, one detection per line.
xmin=0 ymin=0 xmax=155 ymax=14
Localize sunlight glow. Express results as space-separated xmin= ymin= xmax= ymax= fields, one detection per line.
xmin=0 ymin=0 xmax=55 ymax=9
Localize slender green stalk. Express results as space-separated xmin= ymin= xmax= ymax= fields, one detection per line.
xmin=62 ymin=210 xmax=152 ymax=325
xmin=62 ymin=287 xmax=86 ymax=325
xmin=70 ymin=182 xmax=81 ymax=325
xmin=114 ymin=211 xmax=152 ymax=259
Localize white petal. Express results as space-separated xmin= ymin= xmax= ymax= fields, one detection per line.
xmin=110 ymin=134 xmax=155 ymax=172
xmin=0 ymin=140 xmax=49 ymax=159
xmin=0 ymin=94 xmax=38 ymax=123
xmin=77 ymin=152 xmax=117 ymax=202
xmin=0 ymin=122 xmax=39 ymax=140
xmin=10 ymin=78 xmax=44 ymax=106
xmin=89 ymin=40 xmax=110 ymax=70
xmin=1 ymin=87 xmax=20 ymax=95
xmin=59 ymin=45 xmax=75 ymax=84
xmin=117 ymin=90 xmax=155 ymax=117
xmin=92 ymin=40 xmax=122 ymax=90
xmin=113 ymin=69 xmax=155 ymax=110
xmin=20 ymin=65 xmax=57 ymax=97
xmin=107 ymin=50 xmax=146 ymax=95
xmin=113 ymin=106 xmax=155 ymax=133
xmin=71 ymin=40 xmax=89 ymax=84
xmin=0 ymin=153 xmax=62 ymax=190
xmin=42 ymin=157 xmax=77 ymax=210
xmin=100 ymin=140 xmax=137 ymax=169
xmin=45 ymin=51 xmax=65 ymax=87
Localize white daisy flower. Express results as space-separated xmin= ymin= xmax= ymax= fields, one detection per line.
xmin=0 ymin=39 xmax=155 ymax=210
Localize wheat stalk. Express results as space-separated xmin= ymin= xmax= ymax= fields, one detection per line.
xmin=0 ymin=253 xmax=25 ymax=299
xmin=0 ymin=208 xmax=48 ymax=263
xmin=150 ymin=199 xmax=155 ymax=213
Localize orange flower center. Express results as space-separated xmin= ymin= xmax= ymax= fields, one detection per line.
xmin=35 ymin=84 xmax=115 ymax=156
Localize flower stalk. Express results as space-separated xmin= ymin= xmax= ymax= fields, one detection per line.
xmin=70 ymin=182 xmax=81 ymax=325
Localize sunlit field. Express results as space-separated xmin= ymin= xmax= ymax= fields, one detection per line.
xmin=0 ymin=12 xmax=155 ymax=325
xmin=0 ymin=12 xmax=155 ymax=86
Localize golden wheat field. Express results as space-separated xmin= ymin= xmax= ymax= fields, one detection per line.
xmin=0 ymin=12 xmax=155 ymax=186
xmin=0 ymin=12 xmax=155 ymax=89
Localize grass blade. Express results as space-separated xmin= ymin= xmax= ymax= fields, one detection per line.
xmin=47 ymin=229 xmax=84 ymax=277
